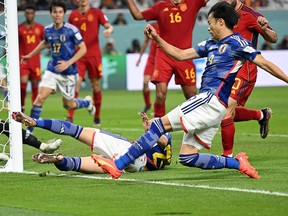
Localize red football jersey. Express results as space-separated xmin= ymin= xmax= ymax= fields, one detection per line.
xmin=234 ymin=3 xmax=274 ymax=81
xmin=142 ymin=0 xmax=206 ymax=49
xmin=18 ymin=22 xmax=44 ymax=69
xmin=69 ymin=8 xmax=110 ymax=57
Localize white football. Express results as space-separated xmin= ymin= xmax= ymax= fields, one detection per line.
xmin=125 ymin=154 xmax=147 ymax=173
xmin=0 ymin=153 xmax=9 ymax=161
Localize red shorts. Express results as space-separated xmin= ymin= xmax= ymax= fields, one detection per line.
xmin=151 ymin=49 xmax=196 ymax=86
xmin=77 ymin=55 xmax=102 ymax=79
xmin=20 ymin=66 xmax=42 ymax=81
xmin=230 ymin=77 xmax=255 ymax=106
xmin=143 ymin=56 xmax=155 ymax=77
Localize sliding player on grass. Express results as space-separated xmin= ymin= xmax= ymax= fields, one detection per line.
xmin=12 ymin=112 xmax=172 ymax=174
xmin=91 ymin=2 xmax=288 ymax=179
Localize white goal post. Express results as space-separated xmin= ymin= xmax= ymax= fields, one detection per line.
xmin=0 ymin=0 xmax=23 ymax=172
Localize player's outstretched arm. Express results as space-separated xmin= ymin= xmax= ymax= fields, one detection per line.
xmin=145 ymin=24 xmax=200 ymax=61
xmin=127 ymin=0 xmax=144 ymax=20
xmin=252 ymin=54 xmax=288 ymax=83
xmin=21 ymin=40 xmax=48 ymax=64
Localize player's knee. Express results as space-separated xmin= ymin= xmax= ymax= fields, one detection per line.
xmin=63 ymin=104 xmax=73 ymax=110
xmin=178 ymin=154 xmax=198 ymax=167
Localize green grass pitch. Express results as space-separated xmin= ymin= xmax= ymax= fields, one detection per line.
xmin=0 ymin=87 xmax=288 ymax=216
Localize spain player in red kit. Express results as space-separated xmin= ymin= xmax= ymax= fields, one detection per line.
xmin=221 ymin=0 xmax=278 ymax=157
xmin=68 ymin=0 xmax=113 ymax=126
xmin=136 ymin=22 xmax=159 ymax=114
xmin=18 ymin=6 xmax=44 ymax=113
xmin=127 ymin=0 xmax=208 ymax=117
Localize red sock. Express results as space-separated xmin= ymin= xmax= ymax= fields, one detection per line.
xmin=20 ymin=82 xmax=27 ymax=107
xmin=93 ymin=91 xmax=102 ymax=119
xmin=234 ymin=106 xmax=261 ymax=122
xmin=68 ymin=92 xmax=79 ymax=118
xmin=143 ymin=90 xmax=151 ymax=106
xmin=154 ymin=102 xmax=165 ymax=117
xmin=221 ymin=118 xmax=235 ymax=157
xmin=31 ymin=83 xmax=39 ymax=103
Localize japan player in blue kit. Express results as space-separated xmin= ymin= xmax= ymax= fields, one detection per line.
xmin=92 ymin=2 xmax=288 ymax=179
xmin=12 ymin=112 xmax=172 ymax=174
xmin=21 ymin=0 xmax=95 ymax=134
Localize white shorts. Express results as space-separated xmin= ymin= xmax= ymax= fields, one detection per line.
xmin=167 ymin=92 xmax=226 ymax=150
xmin=39 ymin=70 xmax=77 ymax=100
xmin=91 ymin=129 xmax=146 ymax=172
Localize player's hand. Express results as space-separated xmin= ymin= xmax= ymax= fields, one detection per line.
xmin=55 ymin=60 xmax=69 ymax=72
xmin=257 ymin=17 xmax=268 ymax=31
xmin=103 ymin=29 xmax=112 ymax=38
xmin=144 ymin=24 xmax=157 ymax=41
xmin=141 ymin=112 xmax=150 ymax=132
xmin=21 ymin=55 xmax=31 ymax=64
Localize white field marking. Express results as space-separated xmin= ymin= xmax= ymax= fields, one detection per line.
xmin=23 ymin=171 xmax=288 ymax=197
xmin=105 ymin=127 xmax=288 ymax=138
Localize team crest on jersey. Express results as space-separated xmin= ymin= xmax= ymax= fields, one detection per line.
xmin=34 ymin=27 xmax=41 ymax=35
xmin=219 ymin=44 xmax=228 ymax=53
xmin=73 ymin=17 xmax=79 ymax=21
xmin=163 ymin=7 xmax=169 ymax=11
xmin=180 ymin=3 xmax=187 ymax=11
xmin=60 ymin=34 xmax=66 ymax=42
xmin=88 ymin=14 xmax=94 ymax=21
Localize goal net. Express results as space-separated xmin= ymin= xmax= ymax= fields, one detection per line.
xmin=0 ymin=0 xmax=23 ymax=172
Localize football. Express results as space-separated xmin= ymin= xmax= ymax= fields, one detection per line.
xmin=125 ymin=153 xmax=147 ymax=173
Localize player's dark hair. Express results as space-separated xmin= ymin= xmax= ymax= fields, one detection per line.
xmin=24 ymin=5 xmax=36 ymax=11
xmin=49 ymin=0 xmax=67 ymax=14
xmin=208 ymin=2 xmax=240 ymax=30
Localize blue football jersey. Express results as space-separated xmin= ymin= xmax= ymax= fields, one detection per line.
xmin=194 ymin=33 xmax=260 ymax=106
xmin=44 ymin=22 xmax=83 ymax=75
xmin=145 ymin=133 xmax=172 ymax=171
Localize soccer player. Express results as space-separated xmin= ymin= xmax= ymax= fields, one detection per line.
xmin=12 ymin=112 xmax=172 ymax=174
xmin=136 ymin=22 xmax=159 ymax=114
xmin=126 ymin=0 xmax=208 ymax=117
xmin=21 ymin=0 xmax=95 ymax=134
xmin=91 ymin=2 xmax=288 ymax=179
xmin=18 ymin=6 xmax=44 ymax=113
xmin=0 ymin=119 xmax=62 ymax=153
xmin=221 ymin=0 xmax=278 ymax=157
xmin=67 ymin=0 xmax=114 ymax=126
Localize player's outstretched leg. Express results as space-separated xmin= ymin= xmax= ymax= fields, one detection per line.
xmin=12 ymin=111 xmax=36 ymax=127
xmin=91 ymin=154 xmax=122 ymax=179
xmin=32 ymin=153 xmax=64 ymax=163
xmin=258 ymin=107 xmax=272 ymax=139
xmin=235 ymin=152 xmax=259 ymax=179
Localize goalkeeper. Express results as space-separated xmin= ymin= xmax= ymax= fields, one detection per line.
xmin=12 ymin=112 xmax=172 ymax=174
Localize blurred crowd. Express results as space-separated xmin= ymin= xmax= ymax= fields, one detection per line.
xmin=17 ymin=0 xmax=157 ymax=10
xmin=16 ymin=0 xmax=288 ymax=10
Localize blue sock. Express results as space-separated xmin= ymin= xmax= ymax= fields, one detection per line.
xmin=225 ymin=157 xmax=240 ymax=169
xmin=54 ymin=157 xmax=81 ymax=172
xmin=35 ymin=119 xmax=83 ymax=139
xmin=179 ymin=153 xmax=229 ymax=169
xmin=28 ymin=105 xmax=42 ymax=133
xmin=115 ymin=118 xmax=166 ymax=170
xmin=74 ymin=98 xmax=90 ymax=109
